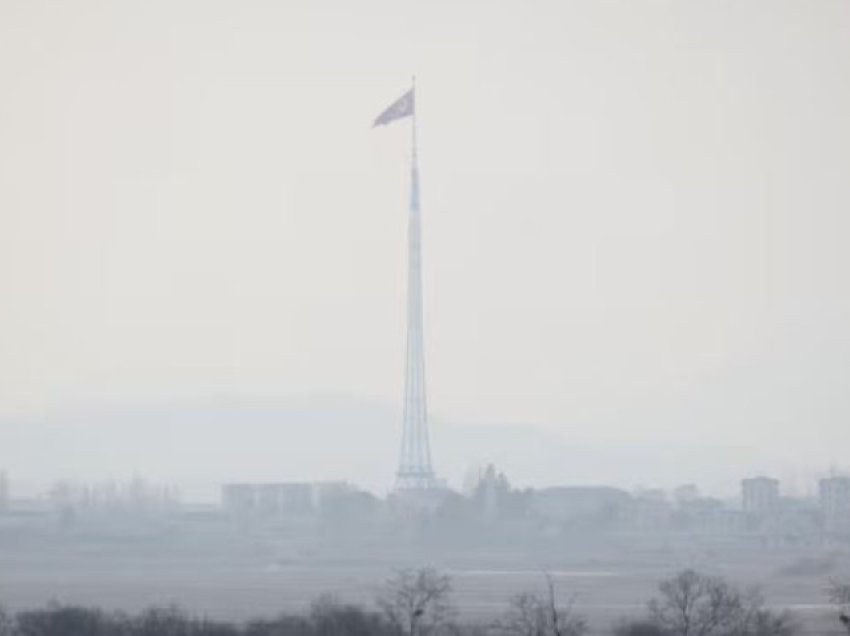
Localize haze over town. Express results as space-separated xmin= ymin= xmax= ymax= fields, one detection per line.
xmin=1 ymin=1 xmax=850 ymax=635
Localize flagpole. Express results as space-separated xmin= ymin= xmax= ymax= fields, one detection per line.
xmin=411 ymin=75 xmax=417 ymax=172
xmin=378 ymin=76 xmax=434 ymax=490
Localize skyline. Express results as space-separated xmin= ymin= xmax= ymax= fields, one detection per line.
xmin=0 ymin=393 xmax=846 ymax=501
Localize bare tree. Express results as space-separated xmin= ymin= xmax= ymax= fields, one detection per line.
xmin=494 ymin=574 xmax=586 ymax=636
xmin=828 ymin=580 xmax=850 ymax=633
xmin=377 ymin=568 xmax=455 ymax=636
xmin=645 ymin=570 xmax=795 ymax=636
xmin=735 ymin=606 xmax=797 ymax=636
xmin=653 ymin=570 xmax=749 ymax=636
xmin=309 ymin=594 xmax=391 ymax=636
xmin=612 ymin=621 xmax=665 ymax=636
xmin=0 ymin=607 xmax=13 ymax=636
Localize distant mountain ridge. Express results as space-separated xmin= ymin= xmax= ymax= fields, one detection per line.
xmin=0 ymin=395 xmax=796 ymax=501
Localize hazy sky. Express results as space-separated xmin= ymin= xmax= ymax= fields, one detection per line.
xmin=1 ymin=1 xmax=849 ymax=487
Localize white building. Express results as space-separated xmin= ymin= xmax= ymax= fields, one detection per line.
xmin=741 ymin=477 xmax=780 ymax=516
xmin=819 ymin=476 xmax=850 ymax=532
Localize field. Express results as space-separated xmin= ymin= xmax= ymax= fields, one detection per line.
xmin=0 ymin=522 xmax=847 ymax=634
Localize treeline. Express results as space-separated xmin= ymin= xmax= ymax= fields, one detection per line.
xmin=1 ymin=568 xmax=846 ymax=636
xmin=0 ymin=603 xmax=391 ymax=636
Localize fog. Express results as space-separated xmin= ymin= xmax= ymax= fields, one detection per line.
xmin=1 ymin=1 xmax=850 ymax=634
xmin=0 ymin=396 xmax=830 ymax=500
xmin=2 ymin=0 xmax=849 ymax=483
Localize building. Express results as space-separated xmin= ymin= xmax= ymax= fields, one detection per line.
xmin=221 ymin=481 xmax=354 ymax=518
xmin=741 ymin=477 xmax=780 ymax=516
xmin=48 ymin=478 xmax=179 ymax=514
xmin=673 ymin=484 xmax=700 ymax=507
xmin=819 ymin=476 xmax=850 ymax=532
xmin=625 ymin=489 xmax=672 ymax=531
xmin=0 ymin=471 xmax=8 ymax=512
xmin=532 ymin=486 xmax=631 ymax=527
xmin=475 ymin=464 xmax=510 ymax=521
xmin=675 ymin=496 xmax=737 ymax=535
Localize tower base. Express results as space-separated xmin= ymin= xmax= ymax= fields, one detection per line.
xmin=395 ymin=468 xmax=442 ymax=491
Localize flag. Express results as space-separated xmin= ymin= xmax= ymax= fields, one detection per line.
xmin=373 ymin=88 xmax=414 ymax=127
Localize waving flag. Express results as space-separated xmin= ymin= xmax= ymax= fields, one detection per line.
xmin=373 ymin=88 xmax=414 ymax=127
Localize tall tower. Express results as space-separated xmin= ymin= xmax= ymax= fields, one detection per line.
xmin=372 ymin=83 xmax=438 ymax=491
xmin=395 ymin=116 xmax=437 ymax=490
